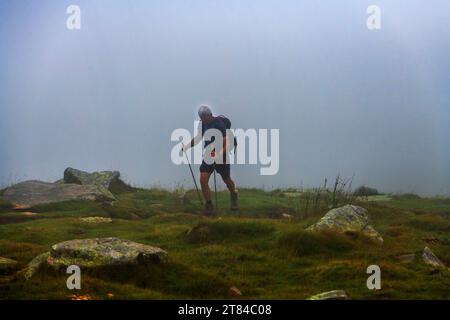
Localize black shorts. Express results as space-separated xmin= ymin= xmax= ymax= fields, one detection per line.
xmin=200 ymin=161 xmax=230 ymax=178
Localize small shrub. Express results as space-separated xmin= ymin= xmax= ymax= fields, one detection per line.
xmin=354 ymin=186 xmax=379 ymax=197
xmin=392 ymin=193 xmax=421 ymax=200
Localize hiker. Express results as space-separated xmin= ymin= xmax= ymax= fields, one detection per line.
xmin=182 ymin=105 xmax=239 ymax=215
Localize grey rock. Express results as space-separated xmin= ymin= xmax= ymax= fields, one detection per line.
xmin=26 ymin=237 xmax=168 ymax=279
xmin=307 ymin=205 xmax=383 ymax=243
xmin=422 ymin=247 xmax=445 ymax=268
xmin=63 ymin=167 xmax=131 ymax=194
xmin=3 ymin=180 xmax=116 ymax=206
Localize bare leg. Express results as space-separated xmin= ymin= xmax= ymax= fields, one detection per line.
xmin=221 ymin=174 xmax=238 ymax=210
xmin=221 ymin=176 xmax=236 ymax=194
xmin=200 ymin=172 xmax=212 ymax=202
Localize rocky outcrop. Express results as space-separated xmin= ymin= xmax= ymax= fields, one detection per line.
xmin=2 ymin=168 xmax=132 ymax=207
xmin=307 ymin=205 xmax=383 ymax=243
xmin=2 ymin=180 xmax=116 ymax=206
xmin=63 ymin=167 xmax=132 ymax=194
xmin=307 ymin=290 xmax=350 ymax=300
xmin=26 ymin=237 xmax=168 ymax=279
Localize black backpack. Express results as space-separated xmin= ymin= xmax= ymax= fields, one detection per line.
xmin=202 ymin=115 xmax=238 ymax=151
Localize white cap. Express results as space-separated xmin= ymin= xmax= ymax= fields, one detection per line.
xmin=198 ymin=105 xmax=212 ymax=118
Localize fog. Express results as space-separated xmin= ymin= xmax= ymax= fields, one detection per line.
xmin=1 ymin=0 xmax=449 ymax=195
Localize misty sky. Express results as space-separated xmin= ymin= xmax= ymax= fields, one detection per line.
xmin=0 ymin=0 xmax=449 ymax=195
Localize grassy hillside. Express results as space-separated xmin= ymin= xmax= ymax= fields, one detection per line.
xmin=0 ymin=188 xmax=449 ymax=300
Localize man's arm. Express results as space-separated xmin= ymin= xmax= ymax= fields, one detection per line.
xmin=183 ymin=122 xmax=202 ymax=151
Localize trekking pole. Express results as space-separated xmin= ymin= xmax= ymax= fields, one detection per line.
xmin=182 ymin=145 xmax=203 ymax=206
xmin=213 ymin=162 xmax=218 ymax=211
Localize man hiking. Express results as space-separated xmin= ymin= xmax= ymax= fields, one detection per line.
xmin=182 ymin=105 xmax=239 ymax=215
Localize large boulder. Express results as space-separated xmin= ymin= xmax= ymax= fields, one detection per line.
xmin=2 ymin=180 xmax=116 ymax=206
xmin=26 ymin=237 xmax=168 ymax=279
xmin=63 ymin=167 xmax=131 ymax=194
xmin=307 ymin=205 xmax=383 ymax=243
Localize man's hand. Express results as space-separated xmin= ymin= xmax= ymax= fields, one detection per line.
xmin=182 ymin=138 xmax=195 ymax=152
xmin=204 ymin=150 xmax=219 ymax=164
xmin=211 ymin=150 xmax=226 ymax=164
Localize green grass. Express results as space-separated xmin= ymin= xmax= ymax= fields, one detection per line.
xmin=383 ymin=196 xmax=450 ymax=215
xmin=0 ymin=189 xmax=449 ymax=300
xmin=0 ymin=197 xmax=12 ymax=212
xmin=277 ymin=230 xmax=372 ymax=256
xmin=186 ymin=220 xmax=275 ymax=244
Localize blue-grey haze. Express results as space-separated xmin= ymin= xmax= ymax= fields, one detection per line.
xmin=0 ymin=0 xmax=449 ymax=195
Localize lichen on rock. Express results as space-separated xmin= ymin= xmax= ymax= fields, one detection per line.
xmin=307 ymin=205 xmax=383 ymax=243
xmin=25 ymin=237 xmax=168 ymax=279
xmin=422 ymin=246 xmax=445 ymax=268
xmin=63 ymin=167 xmax=131 ymax=194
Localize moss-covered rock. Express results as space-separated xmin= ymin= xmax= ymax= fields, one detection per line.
xmin=63 ymin=167 xmax=132 ymax=194
xmin=25 ymin=238 xmax=168 ymax=279
xmin=25 ymin=252 xmax=51 ymax=280
xmin=307 ymin=205 xmax=383 ymax=244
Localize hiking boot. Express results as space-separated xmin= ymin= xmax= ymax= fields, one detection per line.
xmin=230 ymin=191 xmax=239 ymax=211
xmin=203 ymin=200 xmax=214 ymax=216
